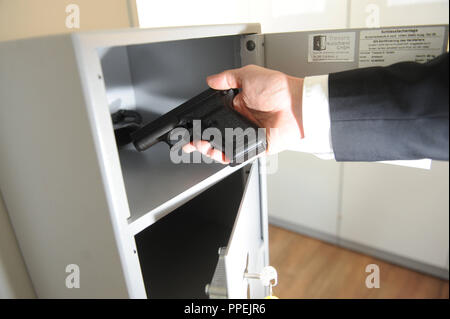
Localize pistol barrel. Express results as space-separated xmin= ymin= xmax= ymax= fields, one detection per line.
xmin=132 ymin=114 xmax=179 ymax=151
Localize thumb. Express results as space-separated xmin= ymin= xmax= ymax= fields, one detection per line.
xmin=206 ymin=68 xmax=242 ymax=90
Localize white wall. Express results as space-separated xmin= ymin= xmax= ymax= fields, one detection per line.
xmin=350 ymin=0 xmax=450 ymax=28
xmin=136 ymin=0 xmax=349 ymax=33
xmin=266 ymin=153 xmax=342 ymax=239
xmin=0 ymin=0 xmax=135 ymax=42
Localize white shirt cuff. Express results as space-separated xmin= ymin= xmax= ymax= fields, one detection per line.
xmin=294 ymin=74 xmax=334 ymax=159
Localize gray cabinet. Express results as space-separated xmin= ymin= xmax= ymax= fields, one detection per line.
xmin=0 ymin=24 xmax=270 ymax=298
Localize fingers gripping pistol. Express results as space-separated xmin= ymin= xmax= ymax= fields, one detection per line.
xmin=129 ymin=89 xmax=267 ymax=166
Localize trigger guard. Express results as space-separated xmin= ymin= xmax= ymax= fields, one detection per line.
xmin=166 ymin=126 xmax=191 ymax=149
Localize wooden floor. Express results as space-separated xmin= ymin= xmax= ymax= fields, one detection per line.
xmin=269 ymin=225 xmax=449 ymax=299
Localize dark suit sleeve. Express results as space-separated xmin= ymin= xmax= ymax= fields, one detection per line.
xmin=328 ymin=53 xmax=449 ymax=162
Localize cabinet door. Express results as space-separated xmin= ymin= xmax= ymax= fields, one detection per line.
xmin=207 ymin=161 xmax=267 ymax=299
xmin=263 ymin=25 xmax=449 ymax=274
xmin=264 ymin=25 xmax=449 ymax=77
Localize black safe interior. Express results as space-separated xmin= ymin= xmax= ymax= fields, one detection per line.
xmin=135 ymin=167 xmax=248 ymax=298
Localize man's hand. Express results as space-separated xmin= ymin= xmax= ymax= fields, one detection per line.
xmin=182 ymin=65 xmax=304 ymax=163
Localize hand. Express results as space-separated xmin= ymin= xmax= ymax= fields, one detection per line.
xmin=183 ymin=65 xmax=304 ymax=163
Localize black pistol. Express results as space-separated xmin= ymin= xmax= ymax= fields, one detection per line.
xmin=131 ymin=88 xmax=267 ymax=166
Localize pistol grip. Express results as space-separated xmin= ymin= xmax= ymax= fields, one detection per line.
xmin=204 ymin=105 xmax=267 ymax=166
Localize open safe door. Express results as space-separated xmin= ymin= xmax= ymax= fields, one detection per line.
xmin=206 ymin=162 xmax=269 ymax=299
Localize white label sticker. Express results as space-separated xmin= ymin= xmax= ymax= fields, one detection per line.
xmin=359 ymin=26 xmax=445 ymax=67
xmin=308 ymin=32 xmax=356 ymax=62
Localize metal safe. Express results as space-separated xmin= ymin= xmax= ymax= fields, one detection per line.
xmin=1 ymin=23 xmax=448 ymax=298
xmin=0 ymin=24 xmax=270 ymax=299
